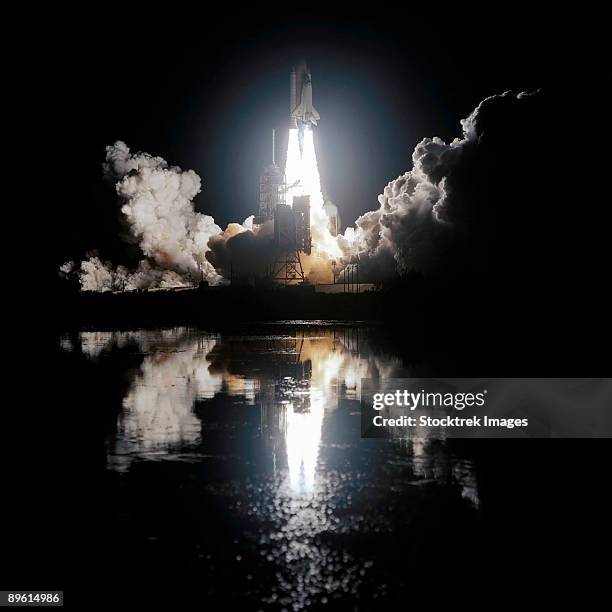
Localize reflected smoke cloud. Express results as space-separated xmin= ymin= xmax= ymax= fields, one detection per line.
xmin=65 ymin=328 xmax=479 ymax=508
xmin=63 ymin=326 xmax=481 ymax=607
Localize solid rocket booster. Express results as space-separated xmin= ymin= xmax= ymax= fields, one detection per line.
xmin=290 ymin=61 xmax=320 ymax=129
xmin=290 ymin=68 xmax=298 ymax=128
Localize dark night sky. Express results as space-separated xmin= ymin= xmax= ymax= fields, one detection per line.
xmin=6 ymin=13 xmax=610 ymax=607
xmin=49 ymin=10 xmax=606 ymax=265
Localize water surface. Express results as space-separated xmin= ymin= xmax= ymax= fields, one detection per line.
xmin=61 ymin=326 xmax=481 ymax=608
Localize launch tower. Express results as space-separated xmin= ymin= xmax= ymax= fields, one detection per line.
xmin=256 ymin=129 xmax=285 ymax=225
xmin=270 ymin=195 xmax=311 ymax=284
xmin=251 ymin=62 xmax=330 ymax=286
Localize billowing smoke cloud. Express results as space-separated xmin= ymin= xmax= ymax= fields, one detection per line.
xmin=337 ymin=85 xmax=609 ymax=285
xmin=205 ymin=213 xmax=337 ymax=284
xmin=69 ymin=141 xmax=224 ymax=291
xmin=336 ymin=92 xmax=515 ymax=279
xmin=207 ymin=216 xmax=276 ymax=279
xmin=64 ymin=140 xmax=327 ymax=291
xmin=65 ymin=85 xmax=607 ymax=292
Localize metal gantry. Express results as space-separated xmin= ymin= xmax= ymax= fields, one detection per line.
xmin=341 ymin=263 xmax=360 ymax=293
xmin=270 ymin=250 xmax=306 ymax=285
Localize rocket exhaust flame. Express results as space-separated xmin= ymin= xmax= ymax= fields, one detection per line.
xmin=286 ymin=127 xmax=342 ymax=263
xmin=61 ymin=68 xmax=546 ymax=292
xmin=283 ymin=61 xmax=341 ymax=278
xmin=61 ymin=61 xmax=347 ymax=291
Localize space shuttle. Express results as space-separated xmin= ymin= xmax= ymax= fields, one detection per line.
xmin=289 ymin=61 xmax=320 ymax=129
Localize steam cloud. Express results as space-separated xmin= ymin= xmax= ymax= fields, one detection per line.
xmin=207 ymin=217 xmax=277 ymax=278
xmin=337 ymin=90 xmax=539 ymax=279
xmin=337 ymin=84 xmax=610 ymax=286
xmin=71 ymin=142 xmax=224 ymax=291
xmin=65 ymin=86 xmax=602 ymax=291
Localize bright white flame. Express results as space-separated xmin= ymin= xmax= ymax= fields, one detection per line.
xmin=285 ymin=398 xmax=324 ymax=494
xmin=283 ymin=338 xmax=350 ymax=495
xmin=285 ymin=128 xmax=305 ymax=206
xmin=285 ymin=127 xmax=342 ymax=260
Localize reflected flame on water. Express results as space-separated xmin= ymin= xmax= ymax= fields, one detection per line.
xmin=63 ymin=327 xmax=480 ymax=607
xmin=285 ymin=399 xmax=323 ymax=494
xmin=67 ymin=329 xmax=478 ymax=503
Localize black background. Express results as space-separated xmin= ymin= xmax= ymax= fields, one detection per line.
xmin=6 ymin=5 xmax=612 ymax=608
xmin=38 ymin=8 xmax=609 ymax=272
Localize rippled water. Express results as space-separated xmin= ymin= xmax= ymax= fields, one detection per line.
xmin=60 ymin=326 xmax=481 ymax=608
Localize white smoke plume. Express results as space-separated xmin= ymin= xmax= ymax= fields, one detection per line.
xmin=206 ymin=216 xmax=276 ymax=278
xmin=336 ymin=90 xmax=542 ymax=280
xmin=337 ymin=124 xmax=471 ymax=278
xmin=71 ymin=141 xmax=224 ymax=291
xmin=64 ymin=89 xmax=567 ymax=291
xmin=79 ymin=257 xmax=197 ymax=292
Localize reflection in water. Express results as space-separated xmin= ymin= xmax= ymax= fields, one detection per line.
xmin=117 ymin=334 xmax=222 ymax=469
xmin=75 ymin=330 xmax=225 ymax=470
xmin=63 ymin=326 xmax=479 ymax=608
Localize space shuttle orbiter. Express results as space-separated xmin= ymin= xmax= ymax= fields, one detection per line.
xmin=289 ymin=61 xmax=320 ymax=129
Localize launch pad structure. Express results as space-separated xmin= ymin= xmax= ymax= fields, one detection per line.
xmin=256 ymin=127 xmax=313 ymax=286
xmin=270 ymin=196 xmax=311 ymax=284
xmin=250 ymin=61 xmax=333 ymax=286
xmin=253 ymin=61 xmax=324 ymax=286
xmin=255 ymin=129 xmax=286 ymax=225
